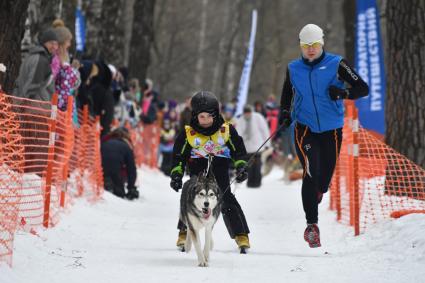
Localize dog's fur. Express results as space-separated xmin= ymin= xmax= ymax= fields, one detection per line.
xmin=180 ymin=173 xmax=221 ymax=267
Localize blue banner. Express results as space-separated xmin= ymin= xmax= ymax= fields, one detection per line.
xmin=75 ymin=8 xmax=86 ymax=52
xmin=355 ymin=0 xmax=386 ymax=135
xmin=235 ymin=10 xmax=257 ymax=117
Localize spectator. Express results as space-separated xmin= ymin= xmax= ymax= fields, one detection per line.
xmin=159 ymin=118 xmax=176 ymax=176
xmin=14 ymin=28 xmax=59 ymax=101
xmin=178 ymin=96 xmax=192 ymax=134
xmin=265 ymin=94 xmax=280 ymax=136
xmin=140 ymin=78 xmax=158 ymax=124
xmin=235 ymin=105 xmax=271 ymax=188
xmin=222 ymin=103 xmax=236 ymax=124
xmin=101 ymin=127 xmax=139 ymax=200
xmin=254 ymin=100 xmax=266 ymax=118
xmin=52 ymin=19 xmax=81 ymax=112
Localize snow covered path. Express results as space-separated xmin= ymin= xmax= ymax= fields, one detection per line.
xmin=2 ymin=168 xmax=425 ymax=283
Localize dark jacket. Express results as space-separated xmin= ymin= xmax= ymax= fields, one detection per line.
xmin=14 ymin=45 xmax=55 ymax=101
xmin=101 ymin=138 xmax=137 ymax=190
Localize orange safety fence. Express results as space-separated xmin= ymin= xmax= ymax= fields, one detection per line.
xmin=330 ymin=103 xmax=425 ymax=235
xmin=131 ymin=123 xmax=161 ymax=169
xmin=0 ymin=91 xmax=103 ymax=266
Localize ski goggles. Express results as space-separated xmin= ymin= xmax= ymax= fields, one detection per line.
xmin=300 ymin=41 xmax=322 ymax=49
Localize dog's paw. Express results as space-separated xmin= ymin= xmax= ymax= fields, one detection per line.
xmin=198 ymin=260 xmax=208 ymax=267
xmin=203 ymin=251 xmax=210 ymax=262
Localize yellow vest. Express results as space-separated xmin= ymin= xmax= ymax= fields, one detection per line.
xmin=185 ymin=123 xmax=231 ymax=158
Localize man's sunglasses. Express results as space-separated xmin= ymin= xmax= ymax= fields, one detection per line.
xmin=300 ymin=41 xmax=322 ymax=49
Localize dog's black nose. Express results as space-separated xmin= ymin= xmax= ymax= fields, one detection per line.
xmin=204 ymin=202 xmax=209 ymax=207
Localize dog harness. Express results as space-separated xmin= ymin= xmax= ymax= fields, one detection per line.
xmin=185 ymin=123 xmax=231 ymax=158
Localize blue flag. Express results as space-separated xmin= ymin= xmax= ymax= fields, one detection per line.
xmin=75 ymin=8 xmax=86 ymax=52
xmin=355 ymin=0 xmax=386 ymax=135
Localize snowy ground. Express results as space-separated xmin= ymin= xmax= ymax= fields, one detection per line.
xmin=1 ymin=167 xmax=425 ymax=283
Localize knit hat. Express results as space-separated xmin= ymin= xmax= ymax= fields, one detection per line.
xmin=39 ymin=28 xmax=59 ymax=45
xmin=299 ymin=24 xmax=324 ymax=45
xmin=52 ymin=19 xmax=73 ymax=44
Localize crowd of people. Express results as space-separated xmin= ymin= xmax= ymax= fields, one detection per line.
xmin=10 ymin=18 xmax=301 ymax=203
xmin=10 ymin=20 xmax=369 ymax=250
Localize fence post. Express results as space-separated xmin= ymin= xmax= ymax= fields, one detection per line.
xmin=60 ymin=96 xmax=74 ymax=208
xmin=77 ymin=105 xmax=89 ymax=196
xmin=346 ymin=103 xmax=354 ymax=226
xmin=353 ymin=107 xmax=360 ymax=236
xmin=43 ymin=94 xmax=58 ymax=228
xmin=95 ymin=116 xmax=102 ymax=198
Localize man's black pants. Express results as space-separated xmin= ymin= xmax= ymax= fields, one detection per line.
xmin=294 ymin=123 xmax=342 ymax=224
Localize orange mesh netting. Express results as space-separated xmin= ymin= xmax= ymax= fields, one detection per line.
xmin=330 ymin=104 xmax=425 ymax=235
xmin=132 ymin=123 xmax=160 ymax=168
xmin=0 ymin=92 xmax=103 ymax=266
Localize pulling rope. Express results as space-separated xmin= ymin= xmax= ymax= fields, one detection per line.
xmin=217 ymin=123 xmax=286 ymax=204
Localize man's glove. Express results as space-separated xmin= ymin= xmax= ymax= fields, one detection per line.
xmin=278 ymin=109 xmax=292 ymax=129
xmin=170 ymin=172 xmax=183 ymax=192
xmin=235 ymin=163 xmax=248 ymax=183
xmin=329 ymin=86 xmax=349 ymax=100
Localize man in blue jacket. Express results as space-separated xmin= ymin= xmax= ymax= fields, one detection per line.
xmin=279 ymin=24 xmax=369 ymax=248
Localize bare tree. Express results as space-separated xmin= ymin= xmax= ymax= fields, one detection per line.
xmin=122 ymin=0 xmax=135 ymax=67
xmin=98 ymin=0 xmax=126 ymax=65
xmin=83 ymin=0 xmax=103 ymax=59
xmin=128 ymin=0 xmax=155 ymax=83
xmin=386 ymin=0 xmax=425 ymax=167
xmin=194 ymin=0 xmax=208 ymax=90
xmin=23 ymin=0 xmax=76 ymax=56
xmin=343 ymin=0 xmax=356 ymax=64
xmin=0 ymin=1 xmax=30 ymax=93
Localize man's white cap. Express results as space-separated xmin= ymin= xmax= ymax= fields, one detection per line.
xmin=299 ymin=24 xmax=324 ymax=45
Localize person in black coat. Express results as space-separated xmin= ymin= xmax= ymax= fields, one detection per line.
xmin=101 ymin=127 xmax=139 ymax=200
xmin=77 ymin=60 xmax=115 ymax=136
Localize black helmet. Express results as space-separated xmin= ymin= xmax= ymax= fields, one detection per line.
xmin=191 ymin=91 xmax=219 ymax=115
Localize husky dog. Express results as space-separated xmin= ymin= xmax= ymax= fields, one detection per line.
xmin=180 ymin=173 xmax=221 ymax=267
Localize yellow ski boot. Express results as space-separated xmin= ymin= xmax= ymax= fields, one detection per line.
xmin=176 ymin=230 xmax=187 ymax=251
xmin=235 ymin=234 xmax=250 ymax=254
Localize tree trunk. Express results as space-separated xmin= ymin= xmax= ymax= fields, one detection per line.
xmin=98 ymin=0 xmax=126 ymax=65
xmin=194 ymin=0 xmax=208 ymax=91
xmin=25 ymin=0 xmax=76 ymax=54
xmin=386 ymin=0 xmax=425 ymax=168
xmin=122 ymin=0 xmax=135 ymax=67
xmin=83 ymin=0 xmax=103 ymax=59
xmin=128 ymin=0 xmax=155 ymax=84
xmin=0 ymin=1 xmax=30 ymax=93
xmin=343 ymin=0 xmax=356 ymax=64
xmin=219 ymin=0 xmax=242 ymax=102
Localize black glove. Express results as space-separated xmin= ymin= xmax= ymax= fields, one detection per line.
xmin=278 ymin=109 xmax=292 ymax=129
xmin=125 ymin=187 xmax=139 ymax=200
xmin=329 ymin=85 xmax=349 ymax=100
xmin=235 ymin=164 xmax=248 ymax=183
xmin=170 ymin=172 xmax=183 ymax=192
